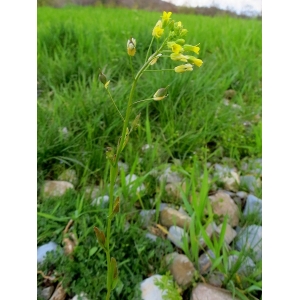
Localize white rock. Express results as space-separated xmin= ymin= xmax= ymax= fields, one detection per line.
xmin=40 ymin=286 xmax=55 ymax=300
xmin=142 ymin=144 xmax=154 ymax=152
xmin=91 ymin=195 xmax=109 ymax=207
xmin=125 ymin=174 xmax=145 ymax=193
xmin=58 ymin=169 xmax=78 ymax=185
xmin=71 ymin=292 xmax=89 ymax=300
xmin=118 ymin=161 xmax=129 ymax=173
xmin=167 ymin=226 xmax=188 ymax=249
xmin=140 ymin=275 xmax=167 ymax=300
xmin=37 ymin=242 xmax=58 ymax=264
xmin=243 ymin=194 xmax=262 ymax=222
xmin=43 ymin=181 xmax=74 ymax=198
xmin=158 ymin=166 xmax=182 ymax=184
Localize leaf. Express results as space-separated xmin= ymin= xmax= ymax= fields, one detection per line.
xmin=121 ymin=128 xmax=130 ymax=151
xmin=111 ymin=257 xmax=118 ymax=290
xmin=130 ymin=113 xmax=141 ymax=132
xmin=94 ymin=227 xmax=106 ymax=251
xmin=89 ymin=246 xmax=98 ymax=257
xmin=108 ymin=197 xmax=120 ymax=219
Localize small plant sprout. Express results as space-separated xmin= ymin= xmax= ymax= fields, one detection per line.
xmin=95 ymin=11 xmax=203 ymax=300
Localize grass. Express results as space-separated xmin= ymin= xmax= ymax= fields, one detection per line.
xmin=37 ymin=5 xmax=262 ymax=300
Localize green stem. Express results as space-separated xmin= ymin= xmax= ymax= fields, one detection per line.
xmin=144 ymin=69 xmax=175 ymax=72
xmin=107 ymin=88 xmax=125 ymax=122
xmin=145 ymin=36 xmax=154 ymax=63
xmin=104 ymin=37 xmax=169 ymax=300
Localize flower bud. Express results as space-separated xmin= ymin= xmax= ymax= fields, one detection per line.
xmin=174 ymin=64 xmax=193 ymax=73
xmin=175 ymin=39 xmax=185 ymax=45
xmin=183 ymin=44 xmax=200 ymax=54
xmin=99 ymin=71 xmax=108 ymax=85
xmin=127 ymin=37 xmax=136 ymax=56
xmin=148 ymin=53 xmax=162 ymax=65
xmin=153 ymin=86 xmax=169 ymax=101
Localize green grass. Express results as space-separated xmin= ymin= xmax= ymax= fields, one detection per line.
xmin=37 ymin=5 xmax=262 ymax=300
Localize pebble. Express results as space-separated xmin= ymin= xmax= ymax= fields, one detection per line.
xmin=206 ymin=272 xmax=225 ymax=288
xmin=40 ymin=286 xmax=55 ymax=300
xmin=118 ymin=161 xmax=129 ymax=174
xmin=167 ymin=226 xmax=187 ymax=249
xmin=209 ymin=191 xmax=240 ymax=227
xmin=42 ymin=181 xmax=74 ymax=198
xmin=160 ymin=207 xmax=191 ymax=229
xmin=71 ymin=292 xmax=89 ymax=300
xmin=140 ymin=275 xmax=167 ymax=300
xmin=49 ymin=283 xmax=66 ymax=300
xmin=240 ymin=175 xmax=261 ymax=193
xmin=236 ymin=191 xmax=248 ymax=199
xmin=84 ymin=186 xmax=101 ymax=200
xmin=191 ymin=283 xmax=238 ymax=300
xmin=235 ymin=225 xmax=262 ymax=262
xmin=91 ymin=195 xmax=109 ymax=207
xmin=198 ymin=222 xmax=217 ymax=248
xmin=58 ymin=169 xmax=78 ymax=185
xmin=198 ymin=250 xmax=215 ymax=275
xmin=215 ymin=223 xmax=237 ymax=245
xmin=37 ymin=241 xmax=59 ymax=264
xmin=139 ymin=210 xmax=156 ymax=228
xmin=125 ymin=174 xmax=145 ymax=193
xmin=243 ymin=195 xmax=262 ymax=223
xmin=145 ymin=232 xmax=157 ymax=242
xmin=228 ymin=255 xmax=256 ymax=277
xmin=158 ymin=165 xmax=182 ymax=184
xmin=165 ymin=253 xmax=196 ymax=288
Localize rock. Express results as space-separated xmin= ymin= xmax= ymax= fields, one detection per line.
xmin=160 ymin=207 xmax=191 ymax=229
xmin=142 ymin=144 xmax=154 ymax=152
xmin=243 ymin=195 xmax=262 ymax=223
xmin=84 ymin=186 xmax=101 ymax=200
xmin=215 ymin=223 xmax=237 ymax=245
xmin=58 ymin=169 xmax=78 ymax=186
xmin=91 ymin=195 xmax=109 ymax=207
xmin=198 ymin=250 xmax=215 ymax=275
xmin=224 ymin=89 xmax=236 ymax=99
xmin=145 ymin=232 xmax=157 ymax=242
xmin=40 ymin=286 xmax=55 ymax=300
xmin=49 ymin=283 xmax=66 ymax=300
xmin=139 ymin=210 xmax=156 ymax=228
xmin=206 ymin=272 xmax=225 ymax=288
xmin=167 ymin=226 xmax=187 ymax=249
xmin=191 ymin=283 xmax=238 ymax=300
xmin=158 ymin=165 xmax=182 ymax=184
xmin=71 ymin=292 xmax=89 ymax=300
xmin=178 ymin=206 xmax=189 ymax=217
xmin=209 ymin=191 xmax=240 ymax=227
xmin=236 ymin=191 xmax=248 ymax=199
xmin=198 ymin=222 xmax=217 ymax=248
xmin=223 ymin=171 xmax=240 ymax=192
xmin=37 ymin=242 xmax=59 ymax=264
xmin=140 ymin=275 xmax=167 ymax=300
xmin=118 ymin=161 xmax=129 ymax=174
xmin=165 ymin=253 xmax=196 ymax=288
xmin=235 ymin=225 xmax=262 ymax=262
xmin=228 ymin=255 xmax=256 ymax=277
xmin=42 ymin=181 xmax=74 ymax=198
xmin=125 ymin=174 xmax=145 ymax=193
xmin=240 ymin=175 xmax=261 ymax=193
xmin=165 ymin=181 xmax=186 ymax=201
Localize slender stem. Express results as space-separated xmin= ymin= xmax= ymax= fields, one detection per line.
xmin=106 ymin=89 xmax=125 ymax=122
xmin=145 ymin=36 xmax=154 ymax=63
xmin=131 ymin=98 xmax=154 ymax=105
xmin=144 ymin=69 xmax=175 ymax=72
xmin=129 ymin=56 xmax=134 ymax=79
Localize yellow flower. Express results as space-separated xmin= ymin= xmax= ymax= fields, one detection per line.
xmin=186 ymin=55 xmax=203 ymax=67
xmin=153 ymin=86 xmax=169 ymax=101
xmin=152 ymin=20 xmax=164 ymax=38
xmin=162 ymin=11 xmax=172 ymax=22
xmin=162 ymin=11 xmax=172 ymax=27
xmin=183 ymin=44 xmax=200 ymax=54
xmin=174 ymin=64 xmax=193 ymax=73
xmin=167 ymin=42 xmax=183 ymax=54
xmin=127 ymin=38 xmax=136 ymax=56
xmin=170 ymin=53 xmax=188 ymax=62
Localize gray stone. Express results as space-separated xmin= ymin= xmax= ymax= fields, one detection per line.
xmin=236 ymin=191 xmax=248 ymax=199
xmin=40 ymin=286 xmax=55 ymax=300
xmin=198 ymin=222 xmax=217 ymax=248
xmin=160 ymin=207 xmax=191 ymax=229
xmin=240 ymin=175 xmax=261 ymax=193
xmin=84 ymin=186 xmax=101 ymax=200
xmin=71 ymin=292 xmax=89 ymax=300
xmin=228 ymin=255 xmax=256 ymax=277
xmin=37 ymin=242 xmax=59 ymax=264
xmin=91 ymin=195 xmax=109 ymax=207
xmin=42 ymin=181 xmax=74 ymax=198
xmin=209 ymin=191 xmax=240 ymax=227
xmin=198 ymin=250 xmax=215 ymax=275
xmin=58 ymin=169 xmax=78 ymax=185
xmin=243 ymin=195 xmax=262 ymax=222
xmin=140 ymin=275 xmax=167 ymax=300
xmin=125 ymin=174 xmax=145 ymax=193
xmin=191 ymin=283 xmax=239 ymax=300
xmin=235 ymin=225 xmax=262 ymax=262
xmin=165 ymin=253 xmax=196 ymax=288
xmin=167 ymin=226 xmax=188 ymax=249
xmin=139 ymin=210 xmax=156 ymax=228
xmin=216 ymin=223 xmax=237 ymax=245
xmin=118 ymin=161 xmax=129 ymax=174
xmin=158 ymin=165 xmax=182 ymax=184
xmin=206 ymin=272 xmax=225 ymax=288
xmin=145 ymin=233 xmax=157 ymax=242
